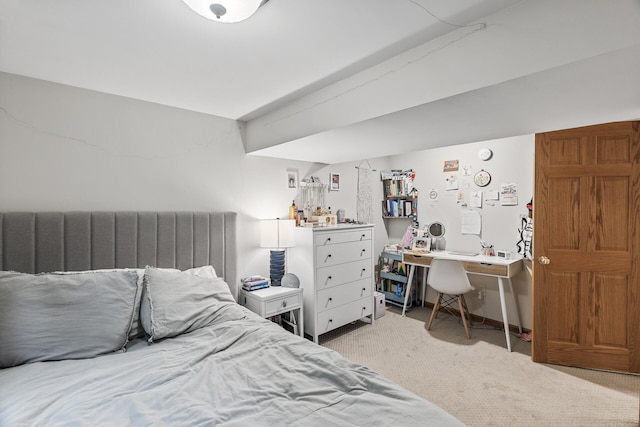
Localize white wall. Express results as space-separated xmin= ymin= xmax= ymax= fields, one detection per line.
xmin=0 ymin=71 xmax=533 ymax=329
xmin=308 ymin=138 xmax=535 ymax=330
xmin=303 ymin=158 xmax=392 ymax=266
xmin=0 ymin=71 xmax=316 ymax=285
xmin=385 ymin=136 xmax=534 ymax=329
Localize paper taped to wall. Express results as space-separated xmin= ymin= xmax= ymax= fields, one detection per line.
xmin=461 ymin=209 xmax=481 ymax=235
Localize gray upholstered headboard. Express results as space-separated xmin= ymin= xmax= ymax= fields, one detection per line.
xmin=0 ymin=211 xmax=237 ymax=296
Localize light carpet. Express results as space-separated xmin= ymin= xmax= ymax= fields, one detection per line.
xmin=320 ymin=305 xmax=640 ymax=426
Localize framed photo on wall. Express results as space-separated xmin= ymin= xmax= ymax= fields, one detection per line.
xmin=330 ymin=173 xmax=340 ymax=191
xmin=287 ymin=170 xmax=298 ymax=189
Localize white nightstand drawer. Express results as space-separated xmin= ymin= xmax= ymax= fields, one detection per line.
xmin=315 ymin=240 xmax=371 ymax=267
xmin=265 ymin=293 xmax=301 ymax=317
xmin=315 ymin=258 xmax=371 ymax=289
xmin=316 ymin=297 xmax=373 ymax=334
xmin=316 ymin=278 xmax=372 ymax=313
xmin=240 ymin=287 xmax=304 ymax=338
xmin=315 ymin=229 xmax=372 ymax=247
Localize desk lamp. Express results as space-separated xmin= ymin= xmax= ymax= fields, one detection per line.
xmin=260 ymin=219 xmax=296 ymax=286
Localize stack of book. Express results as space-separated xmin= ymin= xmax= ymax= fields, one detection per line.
xmin=241 ymin=275 xmax=270 ymax=291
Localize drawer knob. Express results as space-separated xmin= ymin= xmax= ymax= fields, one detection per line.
xmin=326 ymin=237 xmax=331 ymax=243
xmin=329 ymin=319 xmax=333 ymax=323
xmin=361 ymin=249 xmax=366 ymax=256
xmin=361 ymin=234 xmax=365 ymax=239
xmin=282 ymin=300 xmax=287 ymax=308
xmin=328 ymin=297 xmax=333 ymax=302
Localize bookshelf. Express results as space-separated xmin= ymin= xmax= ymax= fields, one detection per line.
xmin=381 ymin=169 xmax=418 ymax=224
xmin=377 ymin=251 xmax=417 ymax=308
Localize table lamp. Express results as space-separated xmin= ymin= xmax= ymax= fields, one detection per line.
xmin=260 ymin=219 xmax=296 ymax=286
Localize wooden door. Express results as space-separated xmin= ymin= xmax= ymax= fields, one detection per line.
xmin=532 ymin=121 xmax=640 ymax=373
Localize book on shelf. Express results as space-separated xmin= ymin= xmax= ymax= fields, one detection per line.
xmin=404 ymin=200 xmax=413 ymax=216
xmin=383 ymin=177 xmax=415 ymax=197
xmin=382 ymin=200 xmax=389 ymax=216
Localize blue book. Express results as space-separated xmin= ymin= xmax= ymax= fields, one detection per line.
xmin=243 ymin=281 xmax=270 ymax=291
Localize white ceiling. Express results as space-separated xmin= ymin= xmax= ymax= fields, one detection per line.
xmin=1 ymin=0 xmax=639 ymax=164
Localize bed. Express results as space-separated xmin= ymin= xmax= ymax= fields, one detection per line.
xmin=0 ymin=212 xmax=463 ymax=426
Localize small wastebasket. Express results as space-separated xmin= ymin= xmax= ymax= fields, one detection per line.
xmin=374 ymin=292 xmax=386 ymax=319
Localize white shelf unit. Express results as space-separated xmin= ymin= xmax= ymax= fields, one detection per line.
xmin=378 ymin=251 xmax=418 ymax=308
xmin=381 ymin=170 xmax=418 ymax=223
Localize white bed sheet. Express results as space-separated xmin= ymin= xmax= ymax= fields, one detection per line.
xmin=0 ymin=307 xmax=463 ymax=426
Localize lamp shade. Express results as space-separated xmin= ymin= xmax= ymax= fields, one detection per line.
xmin=260 ymin=219 xmax=296 ymax=249
xmin=182 ymin=0 xmax=267 ymax=23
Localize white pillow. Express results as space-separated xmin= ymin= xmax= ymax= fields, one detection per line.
xmin=140 ymin=267 xmax=241 ymax=342
xmin=160 ymin=265 xmax=217 ymax=279
xmin=54 ymin=266 xmax=218 ymax=340
xmin=0 ymin=270 xmax=139 ymax=368
xmin=54 ymin=268 xmax=145 ymax=340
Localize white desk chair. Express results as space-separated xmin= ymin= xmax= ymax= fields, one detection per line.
xmin=426 ymin=258 xmax=475 ymax=339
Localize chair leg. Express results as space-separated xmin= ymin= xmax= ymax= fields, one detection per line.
xmin=457 ymin=296 xmax=471 ymax=339
xmin=427 ymin=293 xmax=442 ymax=331
xmin=460 ymin=294 xmax=472 ymax=327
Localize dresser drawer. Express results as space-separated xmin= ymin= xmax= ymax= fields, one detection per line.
xmin=316 ymin=297 xmax=373 ymax=334
xmin=315 ymin=240 xmax=371 ymax=267
xmin=315 ymin=258 xmax=371 ymax=289
xmin=265 ymin=293 xmax=301 ymax=317
xmin=315 ymin=229 xmax=372 ymax=247
xmin=316 ymin=278 xmax=372 ymax=313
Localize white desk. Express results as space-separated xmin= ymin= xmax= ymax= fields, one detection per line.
xmin=401 ymin=250 xmax=523 ymax=352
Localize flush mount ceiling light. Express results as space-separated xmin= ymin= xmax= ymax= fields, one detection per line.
xmin=182 ymin=0 xmax=269 ymax=23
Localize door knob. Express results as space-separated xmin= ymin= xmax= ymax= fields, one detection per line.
xmin=538 ymin=255 xmax=550 ymax=265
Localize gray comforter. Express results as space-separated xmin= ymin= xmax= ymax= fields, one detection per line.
xmin=0 ymin=307 xmax=463 ymax=426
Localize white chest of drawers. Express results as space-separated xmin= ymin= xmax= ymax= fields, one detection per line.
xmin=289 ymin=224 xmax=374 ymax=343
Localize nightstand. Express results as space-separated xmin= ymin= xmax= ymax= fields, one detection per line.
xmin=240 ymin=286 xmax=304 ymax=338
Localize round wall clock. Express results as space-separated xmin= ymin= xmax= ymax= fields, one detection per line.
xmin=474 ymin=170 xmax=491 ymax=187
xmin=478 ymin=148 xmax=493 ymax=161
